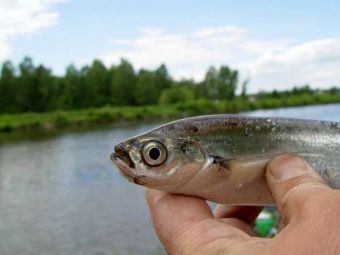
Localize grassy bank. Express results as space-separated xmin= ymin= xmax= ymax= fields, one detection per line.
xmin=1 ymin=93 xmax=340 ymax=133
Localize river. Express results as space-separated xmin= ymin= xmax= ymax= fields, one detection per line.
xmin=0 ymin=103 xmax=340 ymax=255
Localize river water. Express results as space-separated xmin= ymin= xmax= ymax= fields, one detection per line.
xmin=0 ymin=103 xmax=340 ymax=255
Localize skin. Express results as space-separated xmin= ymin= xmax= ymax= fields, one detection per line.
xmin=145 ymin=155 xmax=340 ymax=255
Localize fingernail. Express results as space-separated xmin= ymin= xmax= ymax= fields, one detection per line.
xmin=268 ymin=155 xmax=308 ymax=181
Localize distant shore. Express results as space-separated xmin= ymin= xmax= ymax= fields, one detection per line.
xmin=1 ymin=94 xmax=340 ymax=134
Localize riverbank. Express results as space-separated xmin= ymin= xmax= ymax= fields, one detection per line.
xmin=1 ymin=94 xmax=340 ymax=134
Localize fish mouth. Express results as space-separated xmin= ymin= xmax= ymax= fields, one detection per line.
xmin=111 ymin=143 xmax=149 ymax=185
xmin=111 ymin=143 xmax=135 ymax=169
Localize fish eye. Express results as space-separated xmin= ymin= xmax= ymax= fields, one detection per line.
xmin=142 ymin=141 xmax=167 ymax=166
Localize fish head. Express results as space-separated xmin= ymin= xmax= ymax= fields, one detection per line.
xmin=111 ymin=127 xmax=210 ymax=191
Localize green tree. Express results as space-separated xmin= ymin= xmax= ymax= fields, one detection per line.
xmin=202 ymin=67 xmax=219 ymax=99
xmin=154 ymin=64 xmax=172 ymax=91
xmin=0 ymin=61 xmax=16 ymax=112
xmin=14 ymin=58 xmax=56 ymax=112
xmin=241 ymin=78 xmax=249 ymax=98
xmin=31 ymin=64 xmax=55 ymax=111
xmin=83 ymin=59 xmax=111 ymax=107
xmin=200 ymin=65 xmax=238 ymax=100
xmin=329 ymin=86 xmax=340 ymax=95
xmin=292 ymin=84 xmax=312 ymax=95
xmin=217 ymin=66 xmax=238 ymax=100
xmin=16 ymin=57 xmax=36 ymax=111
xmin=50 ymin=77 xmax=66 ymax=110
xmin=111 ymin=59 xmax=136 ymax=105
xmin=78 ymin=65 xmax=92 ymax=108
xmin=135 ymin=69 xmax=158 ymax=105
xmin=159 ymin=85 xmax=194 ymax=104
xmin=63 ymin=64 xmax=84 ymax=109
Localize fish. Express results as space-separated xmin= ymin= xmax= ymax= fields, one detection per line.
xmin=111 ymin=115 xmax=340 ymax=205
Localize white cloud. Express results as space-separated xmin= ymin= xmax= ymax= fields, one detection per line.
xmin=102 ymin=26 xmax=340 ymax=92
xmin=0 ymin=0 xmax=67 ymax=61
xmin=248 ymin=39 xmax=340 ymax=91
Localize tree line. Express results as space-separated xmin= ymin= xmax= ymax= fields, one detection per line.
xmin=0 ymin=57 xmax=338 ymax=114
xmin=0 ymin=57 xmax=240 ymax=113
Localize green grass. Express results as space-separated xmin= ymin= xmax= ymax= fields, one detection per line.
xmin=1 ymin=93 xmax=340 ymax=134
xmin=0 ymin=105 xmax=179 ymax=132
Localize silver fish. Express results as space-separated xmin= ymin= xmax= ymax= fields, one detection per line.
xmin=111 ymin=115 xmax=340 ymax=205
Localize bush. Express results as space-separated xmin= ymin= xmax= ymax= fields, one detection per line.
xmin=159 ymin=86 xmax=194 ymax=104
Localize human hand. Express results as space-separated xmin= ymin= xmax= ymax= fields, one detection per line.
xmin=145 ymin=155 xmax=340 ymax=255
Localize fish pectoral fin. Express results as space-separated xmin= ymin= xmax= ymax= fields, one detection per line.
xmin=212 ymin=152 xmax=317 ymax=176
xmin=212 ymin=154 xmax=274 ymax=168
xmin=210 ymin=155 xmax=276 ymax=186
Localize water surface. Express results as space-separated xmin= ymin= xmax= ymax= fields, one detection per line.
xmin=0 ymin=104 xmax=340 ymax=255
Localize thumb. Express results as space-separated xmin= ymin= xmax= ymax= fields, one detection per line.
xmin=265 ymin=155 xmax=333 ymax=223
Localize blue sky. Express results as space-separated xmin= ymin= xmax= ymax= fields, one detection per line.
xmin=1 ymin=0 xmax=340 ymax=92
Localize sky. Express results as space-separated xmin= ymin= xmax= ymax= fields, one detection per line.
xmin=1 ymin=0 xmax=340 ymax=93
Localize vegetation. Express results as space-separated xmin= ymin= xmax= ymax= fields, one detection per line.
xmin=0 ymin=57 xmax=239 ymax=113
xmin=0 ymin=57 xmax=340 ymax=133
xmin=1 ymin=93 xmax=340 ymax=133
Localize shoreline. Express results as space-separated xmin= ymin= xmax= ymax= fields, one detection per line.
xmin=1 ymin=97 xmax=340 ymax=135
